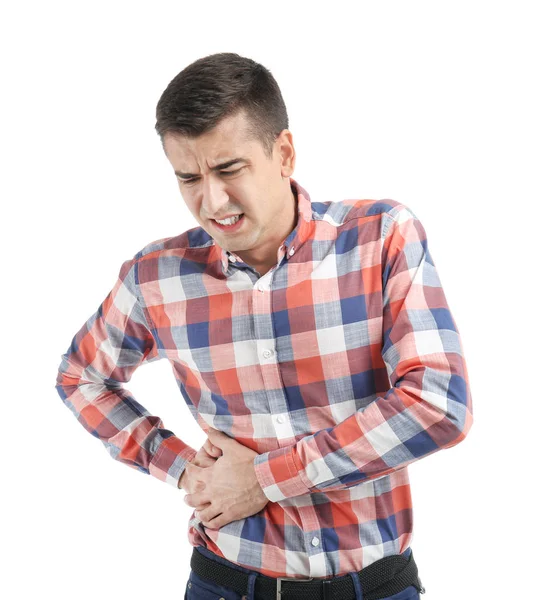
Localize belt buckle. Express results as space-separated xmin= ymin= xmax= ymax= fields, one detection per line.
xmin=276 ymin=576 xmax=314 ymax=599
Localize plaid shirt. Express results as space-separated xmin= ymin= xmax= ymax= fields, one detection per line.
xmin=55 ymin=177 xmax=473 ymax=578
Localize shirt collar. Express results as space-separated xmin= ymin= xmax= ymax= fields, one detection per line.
xmin=216 ymin=176 xmax=314 ymax=274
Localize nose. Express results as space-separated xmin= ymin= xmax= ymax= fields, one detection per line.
xmin=201 ymin=175 xmax=230 ymax=219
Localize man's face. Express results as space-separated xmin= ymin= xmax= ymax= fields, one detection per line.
xmin=162 ymin=110 xmax=296 ymax=269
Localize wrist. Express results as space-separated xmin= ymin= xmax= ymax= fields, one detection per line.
xmin=178 ymin=469 xmax=187 ymax=490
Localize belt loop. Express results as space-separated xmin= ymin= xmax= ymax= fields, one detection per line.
xmin=349 ymin=572 xmax=363 ymax=600
xmin=322 ymin=579 xmax=332 ymax=600
xmin=246 ymin=571 xmax=258 ymax=600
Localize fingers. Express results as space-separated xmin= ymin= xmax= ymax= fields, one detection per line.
xmin=183 ymin=462 xmax=207 ymax=493
xmin=195 ymin=506 xmax=223 ymax=528
xmin=185 ymin=488 xmax=212 ymax=508
xmin=192 ymin=501 xmax=211 ymax=517
xmin=193 ymin=447 xmax=217 ymax=468
xmin=203 ymin=438 xmax=222 ymax=457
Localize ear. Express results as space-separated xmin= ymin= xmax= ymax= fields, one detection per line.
xmin=277 ymin=129 xmax=295 ymax=177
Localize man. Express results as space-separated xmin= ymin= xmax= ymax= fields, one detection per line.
xmin=56 ymin=52 xmax=473 ymax=600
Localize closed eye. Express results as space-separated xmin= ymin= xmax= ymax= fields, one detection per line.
xmin=221 ymin=168 xmax=243 ymax=176
xmin=180 ymin=167 xmax=244 ymax=185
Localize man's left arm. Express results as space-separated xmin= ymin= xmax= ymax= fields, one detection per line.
xmin=253 ymin=205 xmax=474 ymax=502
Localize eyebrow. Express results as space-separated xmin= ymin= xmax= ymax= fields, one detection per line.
xmin=174 ymin=158 xmax=248 ymax=179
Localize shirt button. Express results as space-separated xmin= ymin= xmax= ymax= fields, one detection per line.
xmin=263 ymin=349 xmax=273 ymax=358
xmin=289 ymin=246 xmax=295 ymax=256
xmin=276 ymin=415 xmax=284 ymax=424
xmin=311 ymin=537 xmax=320 ymax=547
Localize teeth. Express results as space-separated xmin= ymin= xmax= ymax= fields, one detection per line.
xmin=216 ymin=214 xmax=242 ymax=225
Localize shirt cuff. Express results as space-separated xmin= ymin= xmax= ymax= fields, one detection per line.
xmin=253 ymin=444 xmax=311 ymax=501
xmin=149 ymin=437 xmax=197 ymax=489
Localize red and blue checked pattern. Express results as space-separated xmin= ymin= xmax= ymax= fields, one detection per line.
xmin=55 ymin=177 xmax=473 ymax=579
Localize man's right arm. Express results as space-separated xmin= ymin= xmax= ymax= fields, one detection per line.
xmin=55 ymin=255 xmax=197 ymax=489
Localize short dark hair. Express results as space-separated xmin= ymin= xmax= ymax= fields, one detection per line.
xmin=155 ymin=52 xmax=289 ymax=160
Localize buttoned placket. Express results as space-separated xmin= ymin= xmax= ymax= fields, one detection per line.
xmin=215 ymin=191 xmax=324 ymax=575
xmin=249 ymin=243 xmax=325 ymax=577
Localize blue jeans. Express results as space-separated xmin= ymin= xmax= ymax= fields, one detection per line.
xmin=185 ymin=546 xmax=421 ymax=600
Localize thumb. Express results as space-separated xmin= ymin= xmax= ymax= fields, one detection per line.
xmin=206 ymin=427 xmax=231 ymax=448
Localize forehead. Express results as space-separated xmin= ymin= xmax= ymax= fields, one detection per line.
xmin=163 ymin=111 xmax=258 ymax=165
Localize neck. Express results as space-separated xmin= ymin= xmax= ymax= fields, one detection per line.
xmin=239 ymin=184 xmax=298 ymax=275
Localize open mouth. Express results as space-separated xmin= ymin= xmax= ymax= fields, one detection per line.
xmin=212 ymin=214 xmax=245 ymax=232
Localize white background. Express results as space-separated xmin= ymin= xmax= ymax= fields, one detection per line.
xmin=1 ymin=1 xmax=538 ymax=598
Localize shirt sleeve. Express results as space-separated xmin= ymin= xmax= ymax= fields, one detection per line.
xmin=253 ymin=205 xmax=474 ymax=502
xmin=55 ymin=255 xmax=197 ymax=489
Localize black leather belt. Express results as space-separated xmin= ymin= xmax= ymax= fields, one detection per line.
xmin=190 ymin=546 xmax=424 ymax=600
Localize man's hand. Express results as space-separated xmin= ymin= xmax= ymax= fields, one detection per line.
xmin=179 ymin=437 xmax=223 ymax=491
xmin=184 ymin=428 xmax=269 ymax=530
